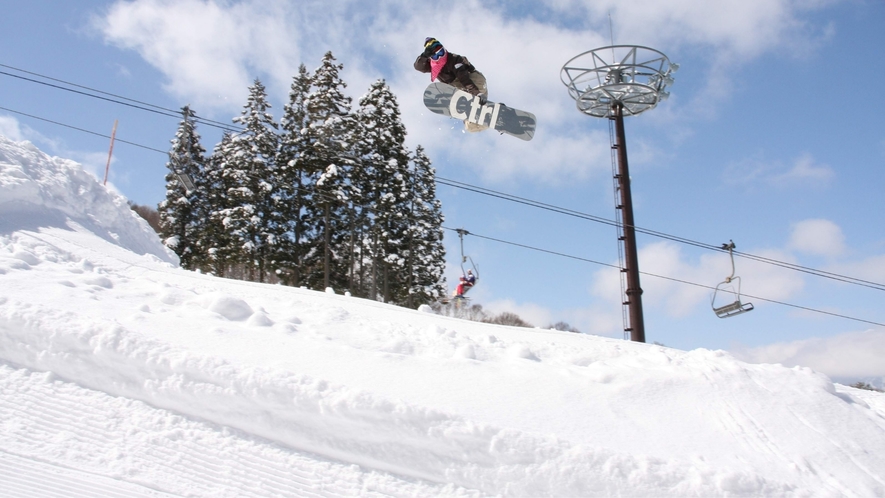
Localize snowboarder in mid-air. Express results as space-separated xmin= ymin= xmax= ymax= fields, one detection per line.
xmin=415 ymin=37 xmax=489 ymax=131
xmin=418 ymin=38 xmax=536 ymax=140
xmin=414 ymin=37 xmax=486 ymax=99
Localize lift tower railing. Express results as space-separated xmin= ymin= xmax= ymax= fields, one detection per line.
xmin=561 ymin=45 xmax=677 ymax=343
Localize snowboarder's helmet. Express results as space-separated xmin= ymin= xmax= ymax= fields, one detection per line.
xmin=424 ymin=37 xmax=443 ymax=54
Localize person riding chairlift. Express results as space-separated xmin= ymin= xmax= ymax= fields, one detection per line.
xmin=454 ymin=269 xmax=476 ymax=298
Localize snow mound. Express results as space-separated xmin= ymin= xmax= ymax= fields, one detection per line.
xmin=0 ymin=135 xmax=176 ymax=263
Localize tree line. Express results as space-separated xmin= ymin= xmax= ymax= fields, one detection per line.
xmin=158 ymin=51 xmax=447 ymax=307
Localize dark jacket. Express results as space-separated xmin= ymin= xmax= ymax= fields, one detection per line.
xmin=414 ymin=51 xmax=476 ymax=88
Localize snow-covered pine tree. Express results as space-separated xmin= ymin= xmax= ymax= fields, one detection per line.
xmin=275 ymin=64 xmax=314 ymax=286
xmin=158 ymin=105 xmax=207 ymax=270
xmin=299 ymin=52 xmax=358 ymax=292
xmin=354 ymin=79 xmax=412 ymax=303
xmin=224 ymin=79 xmax=280 ymax=282
xmin=202 ymin=132 xmax=239 ymax=277
xmin=406 ymin=145 xmax=446 ymax=305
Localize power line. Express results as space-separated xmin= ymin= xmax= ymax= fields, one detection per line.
xmin=2 ymin=100 xmax=880 ymax=327
xmin=0 ymin=105 xmax=167 ymax=154
xmin=0 ymin=63 xmax=242 ymax=134
xmin=449 ymin=226 xmax=885 ymax=328
xmin=436 ymin=176 xmax=885 ymax=292
xmin=4 ymin=71 xmax=883 ymax=294
xmin=443 ymin=225 xmax=619 ymax=269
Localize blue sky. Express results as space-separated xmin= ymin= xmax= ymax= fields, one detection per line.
xmin=1 ymin=0 xmax=883 ymax=382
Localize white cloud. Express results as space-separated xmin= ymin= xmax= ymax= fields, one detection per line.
xmin=478 ymin=297 xmax=626 ymax=339
xmin=0 ymin=115 xmax=113 ymax=185
xmin=788 ymin=218 xmax=846 ymax=257
xmin=724 ymin=152 xmax=834 ymax=187
xmin=547 ymin=0 xmax=838 ymax=114
xmin=482 ymin=299 xmax=553 ymax=329
xmin=773 ymin=153 xmax=834 ymax=183
xmin=829 ymin=254 xmax=885 ymax=287
xmin=445 ymin=130 xmax=612 ymax=186
xmin=732 ymin=329 xmax=885 ymax=380
xmin=558 ymin=0 xmax=837 ymax=60
xmin=95 ymin=0 xmax=303 ymax=113
xmin=94 ymin=0 xmax=840 ymax=182
xmin=0 ymin=115 xmax=26 ymax=141
xmin=0 ymin=116 xmax=91 ymax=163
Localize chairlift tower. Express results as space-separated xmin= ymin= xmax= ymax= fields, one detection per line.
xmin=561 ymin=45 xmax=678 ymax=343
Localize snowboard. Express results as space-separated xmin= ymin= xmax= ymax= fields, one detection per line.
xmin=439 ymin=295 xmax=470 ymax=306
xmin=423 ymin=82 xmax=536 ymax=141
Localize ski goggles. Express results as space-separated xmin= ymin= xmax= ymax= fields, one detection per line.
xmin=430 ymin=47 xmax=446 ymax=60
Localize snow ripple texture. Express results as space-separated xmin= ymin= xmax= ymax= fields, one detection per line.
xmin=2 ymin=134 xmax=885 ymax=496
xmin=0 ymin=365 xmax=471 ymax=497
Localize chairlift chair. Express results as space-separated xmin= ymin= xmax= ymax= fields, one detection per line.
xmin=711 ymin=240 xmax=754 ymax=318
xmin=169 ymin=155 xmax=196 ymax=194
xmin=176 ymin=172 xmax=196 ymax=193
xmin=454 ymin=228 xmax=479 ymax=299
xmin=172 ymin=113 xmax=198 ymax=194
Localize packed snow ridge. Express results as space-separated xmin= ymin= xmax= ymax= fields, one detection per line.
xmin=1 ymin=133 xmax=884 ymax=497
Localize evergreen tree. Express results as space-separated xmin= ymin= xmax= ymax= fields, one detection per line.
xmin=159 ymin=51 xmax=447 ymax=310
xmin=158 ymin=106 xmax=207 ymax=270
xmin=406 ymin=145 xmax=447 ymax=305
xmin=354 ymin=79 xmax=412 ymax=303
xmin=224 ymin=79 xmax=280 ymax=282
xmin=202 ymin=132 xmax=239 ymax=277
xmin=276 ymin=64 xmax=314 ymax=286
xmin=299 ymin=51 xmax=357 ymax=291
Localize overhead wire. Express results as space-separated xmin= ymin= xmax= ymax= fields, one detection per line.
xmin=0 ymin=105 xmax=168 ymax=154
xmin=0 ymin=63 xmax=242 ymax=134
xmin=288 ymin=195 xmax=884 ymax=329
xmin=453 ymin=227 xmax=885 ymax=328
xmin=4 ymin=63 xmax=884 ymax=296
xmin=292 ymin=183 xmax=846 ymax=325
xmin=2 ymin=101 xmax=882 ymax=327
xmin=436 ymin=176 xmax=885 ymax=292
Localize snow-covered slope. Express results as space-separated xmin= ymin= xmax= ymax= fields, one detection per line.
xmin=1 ymin=134 xmax=884 ymax=497
xmin=0 ymin=137 xmax=177 ymax=263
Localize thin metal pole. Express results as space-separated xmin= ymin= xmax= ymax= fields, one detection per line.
xmin=102 ymin=119 xmax=118 ymax=186
xmin=324 ymin=203 xmax=331 ymax=289
xmin=612 ymin=103 xmax=646 ymax=343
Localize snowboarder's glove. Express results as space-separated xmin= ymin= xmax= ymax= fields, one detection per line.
xmin=465 ymin=83 xmax=480 ymax=96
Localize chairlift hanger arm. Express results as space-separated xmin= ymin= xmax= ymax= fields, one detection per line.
xmin=712 ymin=239 xmax=753 ymax=318
xmin=456 ymin=228 xmax=479 ymax=279
xmin=721 ymin=239 xmax=736 ymax=282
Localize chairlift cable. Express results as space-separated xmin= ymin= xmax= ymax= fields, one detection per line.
xmin=0 ymin=105 xmax=168 ymax=154
xmin=0 ymin=63 xmax=242 ymax=133
xmin=0 ymin=103 xmax=876 ymax=327
xmin=435 ymin=176 xmax=885 ymax=292
xmin=447 ymin=227 xmax=884 ymax=328
xmin=4 ymin=74 xmax=882 ymax=294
